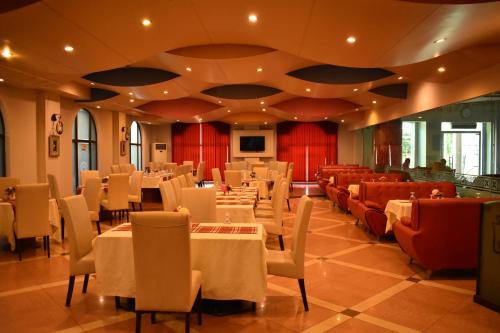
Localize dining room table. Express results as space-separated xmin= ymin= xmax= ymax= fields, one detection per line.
xmin=215 ymin=186 xmax=258 ymax=223
xmin=384 ymin=199 xmax=413 ymax=233
xmin=347 ymin=184 xmax=360 ymax=198
xmin=94 ymin=222 xmax=268 ymax=302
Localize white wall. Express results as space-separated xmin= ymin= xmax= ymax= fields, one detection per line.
xmin=337 ymin=125 xmax=363 ymax=165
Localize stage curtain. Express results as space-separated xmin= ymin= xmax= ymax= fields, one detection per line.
xmin=202 ymin=122 xmax=230 ymax=180
xmin=171 ymin=122 xmax=200 ymax=167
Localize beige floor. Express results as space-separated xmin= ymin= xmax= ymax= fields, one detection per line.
xmin=0 ymin=195 xmax=498 ymax=333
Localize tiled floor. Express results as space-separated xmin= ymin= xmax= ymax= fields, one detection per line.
xmin=0 ymin=190 xmax=498 ymax=333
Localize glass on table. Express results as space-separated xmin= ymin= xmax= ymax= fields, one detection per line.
xmin=409 ymin=192 xmax=417 ymax=201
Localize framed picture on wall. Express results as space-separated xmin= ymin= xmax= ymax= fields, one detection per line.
xmin=120 ymin=140 xmax=127 ymax=156
xmin=48 ymin=135 xmax=60 ymax=157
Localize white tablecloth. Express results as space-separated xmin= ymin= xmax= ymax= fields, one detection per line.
xmin=384 ymin=200 xmax=413 ymax=232
xmin=0 ymin=199 xmax=62 ymax=251
xmin=216 ymin=205 xmax=255 ymax=223
xmin=94 ymin=223 xmax=267 ymax=302
xmin=348 ymin=184 xmax=360 ymax=197
xmin=142 ymin=172 xmax=173 ymax=188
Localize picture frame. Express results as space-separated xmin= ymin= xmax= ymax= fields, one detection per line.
xmin=48 ymin=135 xmax=60 ymax=157
xmin=120 ymin=140 xmax=127 ymax=156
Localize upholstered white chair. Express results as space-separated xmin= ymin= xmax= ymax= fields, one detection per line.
xmin=110 ymin=164 xmax=120 ymax=173
xmin=254 ymin=167 xmax=269 ymax=180
xmin=101 ymin=173 xmax=130 ymax=224
xmin=224 ymin=162 xmax=231 ymax=170
xmin=287 ymin=162 xmax=295 ymax=192
xmin=183 ymin=160 xmax=194 ymax=172
xmin=193 ymin=161 xmax=206 ymax=187
xmin=255 ymin=180 xmax=287 ymax=250
xmin=211 ymin=168 xmax=223 ymax=187
xmin=159 ymin=180 xmax=177 ymax=211
xmin=130 ymin=211 xmax=202 ymax=333
xmin=80 ymin=170 xmax=100 ymax=187
xmin=14 ymin=184 xmax=50 ymax=261
xmin=0 ymin=177 xmax=20 ymax=197
xmin=148 ymin=161 xmax=160 ymax=171
xmin=60 ymin=195 xmax=96 ymax=307
xmin=163 ymin=162 xmax=177 ymax=173
xmin=178 ymin=175 xmax=188 ymax=188
xmin=231 ymin=161 xmax=247 ymax=170
xmin=82 ymin=177 xmax=103 ymax=234
xmin=47 ymin=173 xmax=65 ymax=240
xmin=224 ymin=170 xmax=242 ymax=187
xmin=255 ymin=174 xmax=283 ymax=213
xmin=268 ymin=161 xmax=278 ymax=172
xmin=120 ymin=164 xmax=136 ymax=175
xmin=128 ymin=171 xmax=144 ymax=211
xmin=185 ymin=173 xmax=195 ymax=187
xmin=171 ymin=177 xmax=183 ymax=206
xmin=266 ymin=195 xmax=313 ymax=311
xmin=277 ymin=161 xmax=288 ymax=176
xmin=285 ymin=166 xmax=294 ymax=211
xmin=181 ymin=188 xmax=216 ymax=223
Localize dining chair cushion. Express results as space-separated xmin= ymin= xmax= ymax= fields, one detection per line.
xmin=159 ymin=180 xmax=177 ymax=211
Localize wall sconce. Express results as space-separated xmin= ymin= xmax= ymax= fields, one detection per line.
xmin=121 ymin=126 xmax=130 ymax=141
xmin=50 ymin=114 xmax=63 ymax=135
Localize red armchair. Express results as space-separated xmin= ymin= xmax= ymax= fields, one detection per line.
xmin=317 ymin=168 xmax=372 ymax=192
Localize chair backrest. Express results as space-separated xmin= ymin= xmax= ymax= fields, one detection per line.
xmin=231 ymin=161 xmax=247 ymax=171
xmin=80 ymin=170 xmax=100 ymax=187
xmin=110 ymin=165 xmax=120 ymax=173
xmin=224 ymin=162 xmax=231 ymax=170
xmin=120 ymin=164 xmax=136 ymax=175
xmin=277 ymin=161 xmax=288 ymax=175
xmin=131 ymin=211 xmax=192 ymax=311
xmin=177 ymin=175 xmax=188 ymax=188
xmin=196 ymin=161 xmax=206 ymax=181
xmin=60 ymin=195 xmax=94 ymax=275
xmin=47 ymin=174 xmax=62 ymax=202
xmin=268 ymin=161 xmax=278 ymax=171
xmin=171 ymin=177 xmax=182 ymax=205
xmin=183 ymin=161 xmax=194 ymax=172
xmin=129 ymin=171 xmax=144 ymax=197
xmin=224 ymin=170 xmax=242 ymax=187
xmin=159 ymin=180 xmax=177 ymax=211
xmin=212 ymin=168 xmax=222 ymax=187
xmin=15 ymin=184 xmax=50 ymax=238
xmin=272 ymin=180 xmax=288 ymax=227
xmin=107 ymin=173 xmax=130 ymax=210
xmin=163 ymin=162 xmax=177 ymax=173
xmin=290 ymin=195 xmax=313 ymax=277
xmin=0 ymin=177 xmax=20 ymax=195
xmin=270 ymin=174 xmax=283 ymax=205
xmin=181 ymin=187 xmax=216 ymax=223
xmin=185 ymin=173 xmax=195 ymax=187
xmin=82 ymin=177 xmax=102 ymax=213
xmin=285 ymin=167 xmax=294 ymax=199
xmin=254 ymin=167 xmax=269 ymax=180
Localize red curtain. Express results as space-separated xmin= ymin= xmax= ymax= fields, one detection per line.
xmin=202 ymin=122 xmax=230 ymax=180
xmin=277 ymin=121 xmax=338 ymax=181
xmin=171 ymin=123 xmax=200 ymax=167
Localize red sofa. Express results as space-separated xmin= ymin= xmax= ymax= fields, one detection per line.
xmin=317 ymin=168 xmax=372 ymax=191
xmin=326 ymin=173 xmax=403 ymax=211
xmin=348 ymin=181 xmax=456 ymax=237
xmin=394 ymin=198 xmax=500 ymax=271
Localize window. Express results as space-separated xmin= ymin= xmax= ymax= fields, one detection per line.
xmin=73 ymin=109 xmax=97 ymax=189
xmin=0 ymin=111 xmax=5 ymax=176
xmin=401 ymin=121 xmax=426 ymax=168
xmin=129 ymin=121 xmax=142 ymax=170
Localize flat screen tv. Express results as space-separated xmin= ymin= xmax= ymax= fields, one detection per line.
xmin=240 ymin=136 xmax=265 ymax=152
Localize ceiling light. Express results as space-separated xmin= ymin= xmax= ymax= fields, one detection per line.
xmin=186 ymin=67 xmax=192 ymax=72
xmin=176 ymin=119 xmax=180 ymax=122
xmin=163 ymin=90 xmax=168 ymax=94
xmin=128 ymin=92 xmax=134 ymax=96
xmin=353 ymin=88 xmax=358 ymax=92
xmin=324 ymin=116 xmax=328 ymax=120
xmin=355 ymin=108 xmax=359 ymax=111
xmin=129 ymin=99 xmax=135 ymax=103
xmin=398 ymin=76 xmax=403 ymax=80
xmin=96 ymin=105 xmax=101 ymax=109
xmin=142 ymin=18 xmax=152 ymax=27
xmin=1 ymin=46 xmax=12 ymax=59
xmin=218 ymin=100 xmax=222 ymax=104
xmin=438 ymin=66 xmax=446 ymax=73
xmin=341 ymin=119 xmax=345 ymax=123
xmin=260 ymin=101 xmax=265 ymax=105
xmin=248 ymin=14 xmax=258 ymax=23
xmin=64 ymin=45 xmax=74 ymax=53
xmin=90 ymin=82 xmax=95 ymax=85
xmin=256 ymin=67 xmax=263 ymax=72
xmin=418 ymin=116 xmax=422 ymax=119
xmin=346 ymin=36 xmax=356 ymax=44
xmin=227 ymin=109 xmax=231 ymax=113
xmin=372 ymin=100 xmax=377 ymax=104
xmin=234 ymin=122 xmax=238 ymax=125
xmin=305 ymin=88 xmax=311 ymax=92
xmin=433 ymin=38 xmax=446 ymax=44
xmin=262 ymin=108 xmax=266 ymax=112
xmin=147 ymin=122 xmax=152 ymax=125
xmin=0 ymin=78 xmax=4 ymax=82
xmin=198 ymin=118 xmax=202 ymax=122
xmin=264 ymin=122 xmax=268 ymax=125
xmin=294 ymin=116 xmax=298 ymax=120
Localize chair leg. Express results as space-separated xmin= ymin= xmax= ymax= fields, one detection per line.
xmin=126 ymin=210 xmax=129 ymax=222
xmin=139 ymin=203 xmax=143 ymax=211
xmin=185 ymin=312 xmax=190 ymax=333
xmin=135 ymin=311 xmax=142 ymax=333
xmin=287 ymin=199 xmax=291 ymax=212
xmin=43 ymin=236 xmax=47 ymax=250
xmin=66 ymin=275 xmax=75 ymax=306
xmin=278 ymin=235 xmax=285 ymax=251
xmin=96 ymin=221 xmax=102 ymax=235
xmin=131 ymin=203 xmax=135 ymax=211
xmin=197 ymin=287 xmax=202 ymax=325
xmin=409 ymin=257 xmax=413 ymax=265
xmin=150 ymin=312 xmax=156 ymax=324
xmin=115 ymin=296 xmax=120 ymax=309
xmin=298 ymin=279 xmax=309 ymax=311
xmin=61 ymin=217 xmax=65 ymax=241
xmin=15 ymin=235 xmax=21 ymax=261
xmin=82 ymin=274 xmax=89 ymax=293
xmin=46 ymin=236 xmax=50 ymax=258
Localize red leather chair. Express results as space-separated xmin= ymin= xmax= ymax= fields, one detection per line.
xmin=349 ymin=181 xmax=456 ymax=237
xmin=394 ymin=198 xmax=500 ymax=272
xmin=317 ymin=168 xmax=372 ymax=192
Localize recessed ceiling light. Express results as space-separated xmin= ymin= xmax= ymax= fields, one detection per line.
xmin=218 ymin=100 xmax=222 ymax=104
xmin=234 ymin=122 xmax=238 ymax=125
xmin=353 ymin=88 xmax=358 ymax=92
xmin=64 ymin=45 xmax=74 ymax=53
xmin=256 ymin=67 xmax=263 ymax=72
xmin=142 ymin=18 xmax=152 ymax=27
xmin=129 ymin=99 xmax=135 ymax=103
xmin=90 ymin=82 xmax=95 ymax=85
xmin=1 ymin=46 xmax=12 ymax=59
xmin=355 ymin=108 xmax=359 ymax=111
xmin=96 ymin=105 xmax=101 ymax=109
xmin=176 ymin=119 xmax=180 ymax=122
xmin=163 ymin=90 xmax=168 ymax=94
xmin=227 ymin=109 xmax=231 ymax=113
xmin=294 ymin=116 xmax=298 ymax=120
xmin=262 ymin=108 xmax=266 ymax=112
xmin=0 ymin=78 xmax=4 ymax=82
xmin=305 ymin=88 xmax=311 ymax=92
xmin=398 ymin=76 xmax=403 ymax=80
xmin=199 ymin=118 xmax=202 ymax=122
xmin=341 ymin=119 xmax=345 ymax=123
xmin=248 ymin=14 xmax=258 ymax=23
xmin=260 ymin=101 xmax=265 ymax=105
xmin=324 ymin=116 xmax=328 ymax=120
xmin=128 ymin=92 xmax=134 ymax=96
xmin=147 ymin=122 xmax=152 ymax=125
xmin=433 ymin=38 xmax=446 ymax=44
xmin=438 ymin=66 xmax=446 ymax=73
xmin=186 ymin=67 xmax=192 ymax=72
xmin=372 ymin=100 xmax=377 ymax=104
xmin=264 ymin=122 xmax=268 ymax=125
xmin=346 ymin=36 xmax=356 ymax=44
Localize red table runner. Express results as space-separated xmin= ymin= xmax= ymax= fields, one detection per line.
xmin=112 ymin=223 xmax=257 ymax=234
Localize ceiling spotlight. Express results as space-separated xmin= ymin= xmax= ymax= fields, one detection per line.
xmin=176 ymin=119 xmax=180 ymax=122
xmin=418 ymin=116 xmax=423 ymax=119
xmin=262 ymin=108 xmax=266 ymax=112
xmin=96 ymin=105 xmax=101 ymax=109
xmin=227 ymin=109 xmax=231 ymax=113
xmin=218 ymin=100 xmax=222 ymax=104
xmin=129 ymin=99 xmax=135 ymax=103
xmin=260 ymin=101 xmax=265 ymax=105
xmin=398 ymin=76 xmax=403 ymax=80
xmin=305 ymin=88 xmax=311 ymax=92
xmin=264 ymin=122 xmax=268 ymax=125
xmin=372 ymin=100 xmax=377 ymax=104
xmin=256 ymin=67 xmax=263 ymax=72
xmin=1 ymin=46 xmax=12 ymax=59
xmin=248 ymin=14 xmax=258 ymax=23
xmin=438 ymin=66 xmax=446 ymax=73
xmin=234 ymin=122 xmax=238 ymax=125
xmin=199 ymin=118 xmax=203 ymax=122
xmin=186 ymin=67 xmax=192 ymax=72
xmin=341 ymin=119 xmax=345 ymax=123
xmin=433 ymin=38 xmax=446 ymax=44
xmin=353 ymin=88 xmax=358 ymax=92
xmin=147 ymin=122 xmax=152 ymax=125
xmin=0 ymin=78 xmax=4 ymax=82
xmin=128 ymin=92 xmax=134 ymax=96
xmin=346 ymin=36 xmax=356 ymax=44
xmin=163 ymin=90 xmax=168 ymax=94
xmin=90 ymin=82 xmax=95 ymax=85
xmin=64 ymin=45 xmax=74 ymax=53
xmin=355 ymin=108 xmax=359 ymax=111
xmin=142 ymin=18 xmax=152 ymax=27
xmin=294 ymin=116 xmax=298 ymax=120
xmin=324 ymin=116 xmax=328 ymax=120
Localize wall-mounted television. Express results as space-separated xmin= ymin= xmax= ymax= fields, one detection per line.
xmin=240 ymin=136 xmax=265 ymax=152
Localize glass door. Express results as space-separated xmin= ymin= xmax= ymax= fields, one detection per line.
xmin=442 ymin=132 xmax=481 ymax=175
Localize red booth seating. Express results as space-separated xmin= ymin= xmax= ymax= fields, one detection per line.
xmin=317 ymin=168 xmax=373 ymax=191
xmin=348 ymin=181 xmax=456 ymax=237
xmin=394 ymin=198 xmax=500 ymax=272
xmin=326 ymin=173 xmax=403 ymax=211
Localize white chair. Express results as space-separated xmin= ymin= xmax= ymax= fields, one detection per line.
xmin=171 ymin=177 xmax=183 ymax=206
xmin=224 ymin=170 xmax=242 ymax=187
xmin=110 ymin=165 xmax=120 ymax=173
xmin=82 ymin=177 xmax=103 ymax=234
xmin=266 ymin=195 xmax=313 ymax=311
xmin=120 ymin=164 xmax=136 ymax=175
xmin=163 ymin=162 xmax=177 ymax=173
xmin=14 ymin=184 xmax=51 ymax=261
xmin=193 ymin=162 xmax=206 ymax=187
xmin=224 ymin=162 xmax=231 ymax=170
xmin=0 ymin=177 xmax=20 ymax=197
xmin=128 ymin=171 xmax=144 ymax=211
xmin=181 ymin=188 xmax=216 ymax=223
xmin=231 ymin=161 xmax=247 ymax=171
xmin=80 ymin=170 xmax=100 ymax=187
xmin=285 ymin=166 xmax=293 ymax=211
xmin=183 ymin=160 xmax=194 ymax=172
xmin=254 ymin=167 xmax=269 ymax=180
xmin=256 ymin=180 xmax=287 ymax=250
xmin=185 ymin=173 xmax=195 ymax=187
xmin=101 ymin=173 xmax=130 ymax=224
xmin=47 ymin=173 xmax=65 ymax=241
xmin=255 ymin=174 xmax=283 ymax=213
xmin=178 ymin=175 xmax=188 ymax=188
xmin=211 ymin=168 xmax=223 ymax=187
xmin=130 ymin=211 xmax=202 ymax=333
xmin=277 ymin=161 xmax=288 ymax=176
xmin=287 ymin=162 xmax=295 ymax=192
xmin=268 ymin=161 xmax=278 ymax=172
xmin=60 ymin=195 xmax=96 ymax=306
xmin=159 ymin=180 xmax=177 ymax=211
xmin=148 ymin=161 xmax=160 ymax=171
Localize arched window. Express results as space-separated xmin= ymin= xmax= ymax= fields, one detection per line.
xmin=0 ymin=111 xmax=5 ymax=176
xmin=130 ymin=121 xmax=142 ymax=170
xmin=73 ymin=109 xmax=97 ymax=189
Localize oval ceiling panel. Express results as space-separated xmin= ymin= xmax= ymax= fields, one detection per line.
xmin=202 ymin=84 xmax=282 ymax=99
xmin=74 ymin=88 xmax=119 ymax=102
xmin=287 ymin=64 xmax=394 ymax=84
xmin=167 ymin=44 xmax=275 ymax=59
xmin=369 ymin=83 xmax=408 ymax=99
xmin=0 ymin=0 xmax=40 ymax=13
xmin=138 ymin=98 xmax=219 ymax=119
xmin=82 ymin=67 xmax=179 ymax=86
